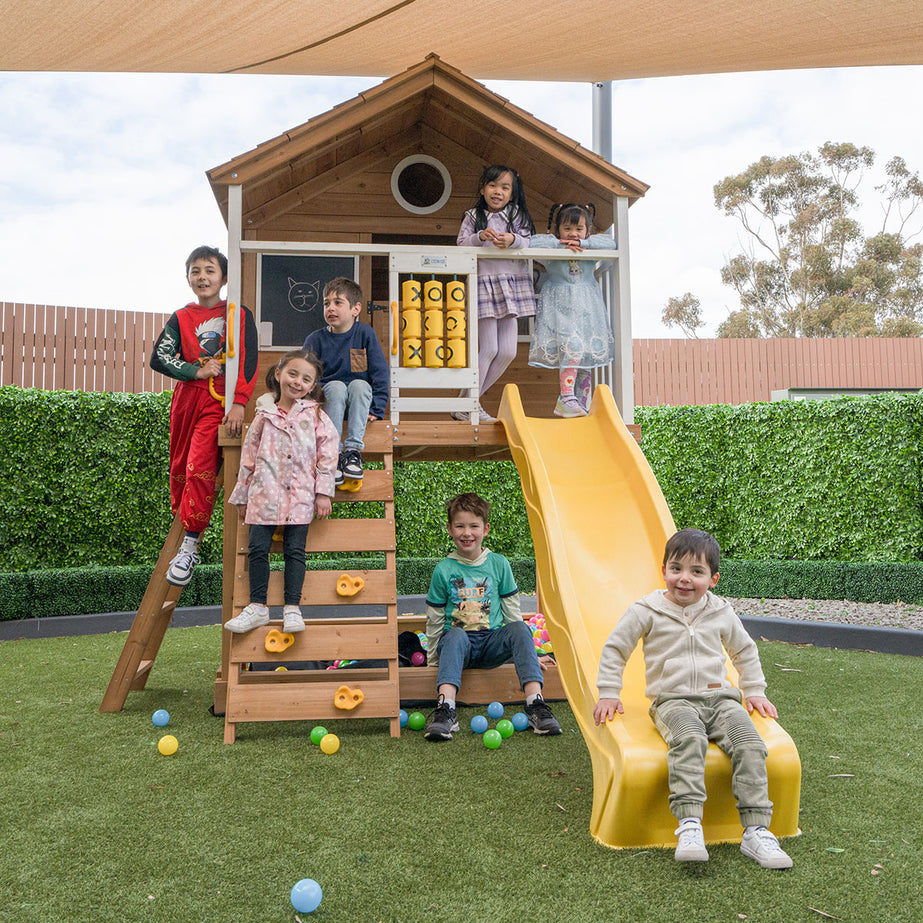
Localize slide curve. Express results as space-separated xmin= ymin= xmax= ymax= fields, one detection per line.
xmin=498 ymin=384 xmax=801 ymax=849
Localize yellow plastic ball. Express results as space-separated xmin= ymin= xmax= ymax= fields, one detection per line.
xmin=158 ymin=734 xmax=178 ymax=756
xmin=319 ymin=733 xmax=340 ymax=755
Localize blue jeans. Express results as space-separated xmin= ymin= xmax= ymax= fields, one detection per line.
xmin=322 ymin=379 xmax=373 ymax=451
xmin=247 ymin=523 xmax=310 ymax=606
xmin=436 ymin=622 xmax=544 ymax=692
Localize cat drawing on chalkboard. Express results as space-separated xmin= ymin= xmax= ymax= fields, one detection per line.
xmin=287 ymin=277 xmax=322 ymax=314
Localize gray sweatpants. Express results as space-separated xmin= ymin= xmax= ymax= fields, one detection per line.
xmin=650 ymin=689 xmax=772 ymax=827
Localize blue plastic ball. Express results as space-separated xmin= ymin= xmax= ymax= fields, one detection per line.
xmin=511 ymin=711 xmax=529 ymax=731
xmin=290 ymin=878 xmax=323 ymax=913
xmin=487 ymin=701 xmax=504 ymax=719
xmin=399 ymin=709 xmax=409 ymax=728
xmin=151 ymin=709 xmax=170 ymax=727
xmin=470 ymin=714 xmax=488 ymax=734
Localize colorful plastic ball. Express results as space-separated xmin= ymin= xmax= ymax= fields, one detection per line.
xmin=483 ymin=728 xmax=502 ymax=749
xmin=399 ymin=709 xmax=409 ymax=728
xmin=290 ymin=878 xmax=323 ymax=913
xmin=410 ymin=651 xmax=426 ymax=666
xmin=511 ymin=711 xmax=529 ymax=731
xmin=487 ymin=701 xmax=504 ymax=719
xmin=470 ymin=714 xmax=488 ymax=734
xmin=157 ymin=735 xmax=178 ymax=756
xmin=416 ymin=631 xmax=428 ymax=651
xmin=151 ymin=709 xmax=170 ymax=727
xmin=309 ymin=726 xmax=328 ymax=745
xmin=407 ymin=711 xmax=426 ymax=731
xmin=496 ymin=718 xmax=515 ymax=738
xmin=320 ymin=733 xmax=340 ymax=755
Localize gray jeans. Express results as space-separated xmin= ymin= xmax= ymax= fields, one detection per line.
xmin=650 ymin=689 xmax=772 ymax=827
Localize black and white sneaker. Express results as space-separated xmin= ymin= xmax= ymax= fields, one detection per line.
xmin=525 ymin=694 xmax=562 ymax=735
xmin=424 ymin=695 xmax=459 ymax=741
xmin=342 ymin=449 xmax=364 ymax=480
xmin=335 ymin=451 xmax=346 ymax=487
xmin=166 ymin=548 xmax=199 ymax=586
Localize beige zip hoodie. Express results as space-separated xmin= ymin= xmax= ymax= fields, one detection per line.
xmin=597 ymin=590 xmax=767 ymax=702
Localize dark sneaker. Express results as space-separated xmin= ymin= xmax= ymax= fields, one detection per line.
xmin=342 ymin=449 xmax=364 ymax=480
xmin=424 ymin=695 xmax=459 ymax=741
xmin=335 ymin=451 xmax=346 ymax=487
xmin=166 ymin=548 xmax=199 ymax=586
xmin=525 ymin=694 xmax=562 ymax=735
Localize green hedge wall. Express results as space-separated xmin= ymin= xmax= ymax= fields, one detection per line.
xmin=2 ymin=387 xmax=921 ymax=576
xmin=636 ymin=393 xmax=923 ymax=563
xmin=4 ymin=558 xmax=923 ymax=621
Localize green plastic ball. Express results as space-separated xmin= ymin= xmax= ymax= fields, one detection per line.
xmin=407 ymin=711 xmax=426 ymax=730
xmin=483 ymin=728 xmax=502 ymax=749
xmin=310 ymin=726 xmax=328 ymax=745
xmin=496 ymin=719 xmax=514 ymax=738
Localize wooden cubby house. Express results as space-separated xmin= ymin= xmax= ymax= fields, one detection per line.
xmin=102 ymin=54 xmax=648 ymax=742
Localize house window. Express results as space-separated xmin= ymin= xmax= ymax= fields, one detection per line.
xmin=391 ymin=155 xmax=452 ymax=214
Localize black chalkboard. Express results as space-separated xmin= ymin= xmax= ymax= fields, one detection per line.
xmin=258 ymin=254 xmax=358 ymax=347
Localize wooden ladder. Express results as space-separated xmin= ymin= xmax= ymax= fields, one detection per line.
xmin=222 ymin=421 xmax=400 ymax=743
xmin=99 ymin=468 xmax=223 ymax=713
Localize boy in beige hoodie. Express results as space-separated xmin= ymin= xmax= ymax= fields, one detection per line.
xmin=594 ymin=528 xmax=792 ymax=869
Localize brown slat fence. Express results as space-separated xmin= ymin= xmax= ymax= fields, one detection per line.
xmin=2 ymin=303 xmax=921 ymax=403
xmin=1 ymin=303 xmax=171 ymax=393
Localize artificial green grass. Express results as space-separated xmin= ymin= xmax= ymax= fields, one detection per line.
xmin=2 ymin=628 xmax=922 ymax=922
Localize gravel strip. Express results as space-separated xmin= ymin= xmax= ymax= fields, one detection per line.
xmin=727 ymin=597 xmax=923 ymax=632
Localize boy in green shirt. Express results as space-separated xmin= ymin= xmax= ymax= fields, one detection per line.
xmin=424 ymin=493 xmax=561 ymax=741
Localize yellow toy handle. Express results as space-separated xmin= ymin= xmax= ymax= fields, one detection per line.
xmin=226 ymin=302 xmax=237 ymax=359
xmin=208 ymin=376 xmax=225 ymax=407
xmin=200 ymin=350 xmax=227 ymax=407
xmin=391 ymin=301 xmax=398 ymax=355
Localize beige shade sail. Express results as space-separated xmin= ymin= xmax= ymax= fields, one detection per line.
xmin=1 ymin=0 xmax=920 ymax=80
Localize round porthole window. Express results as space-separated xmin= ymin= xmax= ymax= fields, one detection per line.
xmin=391 ymin=155 xmax=452 ymax=214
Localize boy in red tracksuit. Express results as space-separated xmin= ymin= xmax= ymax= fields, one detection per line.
xmin=151 ymin=245 xmax=259 ymax=585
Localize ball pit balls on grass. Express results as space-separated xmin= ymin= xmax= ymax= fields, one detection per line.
xmin=309 ymin=726 xmax=328 ymax=745
xmin=151 ymin=709 xmax=170 ymax=727
xmin=399 ymin=709 xmax=409 ymax=728
xmin=470 ymin=714 xmax=488 ymax=734
xmin=487 ymin=701 xmax=504 ymax=719
xmin=407 ymin=711 xmax=426 ymax=731
xmin=496 ymin=718 xmax=514 ymax=738
xmin=290 ymin=878 xmax=323 ymax=913
xmin=320 ymin=733 xmax=340 ymax=755
xmin=511 ymin=712 xmax=529 ymax=732
xmin=483 ymin=728 xmax=502 ymax=749
xmin=157 ymin=735 xmax=178 ymax=756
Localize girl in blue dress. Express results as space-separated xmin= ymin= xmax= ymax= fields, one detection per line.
xmin=528 ymin=203 xmax=615 ymax=417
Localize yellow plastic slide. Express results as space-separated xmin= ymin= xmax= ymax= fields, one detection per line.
xmin=498 ymin=384 xmax=801 ymax=849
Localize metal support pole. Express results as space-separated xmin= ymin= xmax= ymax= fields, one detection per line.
xmin=592 ymin=82 xmax=613 ymax=162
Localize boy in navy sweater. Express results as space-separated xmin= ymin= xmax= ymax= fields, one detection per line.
xmin=303 ymin=278 xmax=388 ymax=484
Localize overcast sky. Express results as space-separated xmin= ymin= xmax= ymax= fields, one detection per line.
xmin=0 ymin=65 xmax=920 ymax=337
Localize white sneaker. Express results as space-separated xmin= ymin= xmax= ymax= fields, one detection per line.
xmin=674 ymin=821 xmax=709 ymax=862
xmin=740 ymin=826 xmax=793 ymax=869
xmin=282 ymin=606 xmax=305 ymax=633
xmin=224 ymin=603 xmax=270 ymax=633
xmin=477 ymin=405 xmax=497 ymax=424
xmin=166 ymin=548 xmax=200 ymax=586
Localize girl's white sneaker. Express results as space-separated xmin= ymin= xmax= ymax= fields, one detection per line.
xmin=224 ymin=603 xmax=270 ymax=633
xmin=282 ymin=606 xmax=305 ymax=633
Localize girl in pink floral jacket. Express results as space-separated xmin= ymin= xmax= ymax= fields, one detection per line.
xmin=225 ymin=350 xmax=339 ymax=634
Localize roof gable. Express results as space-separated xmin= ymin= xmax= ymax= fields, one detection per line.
xmin=208 ymin=55 xmax=647 ymax=232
